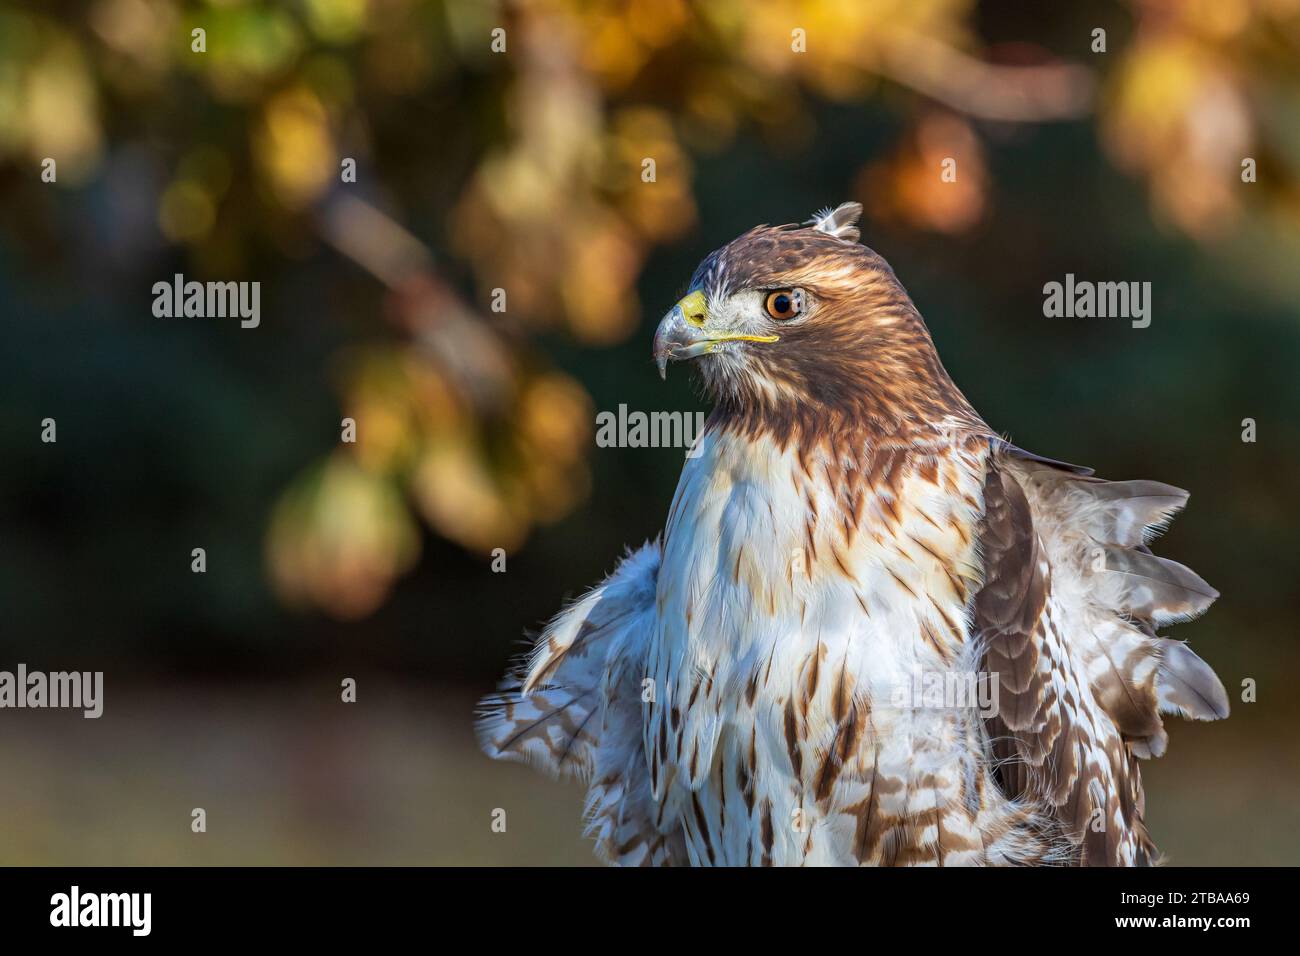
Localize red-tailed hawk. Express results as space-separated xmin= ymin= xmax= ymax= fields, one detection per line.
xmin=478 ymin=203 xmax=1227 ymax=866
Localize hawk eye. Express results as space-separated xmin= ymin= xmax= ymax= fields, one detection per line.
xmin=764 ymin=289 xmax=803 ymax=321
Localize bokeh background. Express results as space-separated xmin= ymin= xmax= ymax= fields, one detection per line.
xmin=1 ymin=0 xmax=1298 ymax=865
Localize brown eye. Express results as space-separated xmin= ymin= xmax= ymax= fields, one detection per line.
xmin=764 ymin=289 xmax=803 ymax=321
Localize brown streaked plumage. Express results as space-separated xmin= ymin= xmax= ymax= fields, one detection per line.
xmin=478 ymin=202 xmax=1226 ymax=866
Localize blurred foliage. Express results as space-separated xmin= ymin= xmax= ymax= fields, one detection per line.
xmin=2 ymin=0 xmax=1299 ymax=657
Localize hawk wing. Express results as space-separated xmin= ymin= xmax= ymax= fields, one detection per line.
xmin=476 ymin=542 xmax=689 ymax=866
xmin=976 ymin=442 xmax=1228 ymax=865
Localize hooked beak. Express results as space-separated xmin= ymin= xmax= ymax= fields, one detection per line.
xmin=652 ymin=290 xmax=779 ymax=380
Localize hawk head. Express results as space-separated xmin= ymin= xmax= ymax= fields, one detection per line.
xmin=653 ymin=202 xmax=978 ymax=442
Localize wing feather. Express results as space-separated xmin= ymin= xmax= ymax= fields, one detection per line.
xmin=976 ymin=445 xmax=1226 ymax=865
xmin=477 ymin=542 xmax=688 ymax=865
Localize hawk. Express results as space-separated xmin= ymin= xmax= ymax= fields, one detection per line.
xmin=478 ymin=203 xmax=1227 ymax=866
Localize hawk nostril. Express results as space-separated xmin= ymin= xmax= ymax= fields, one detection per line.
xmin=686 ymin=310 xmax=706 ymax=327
